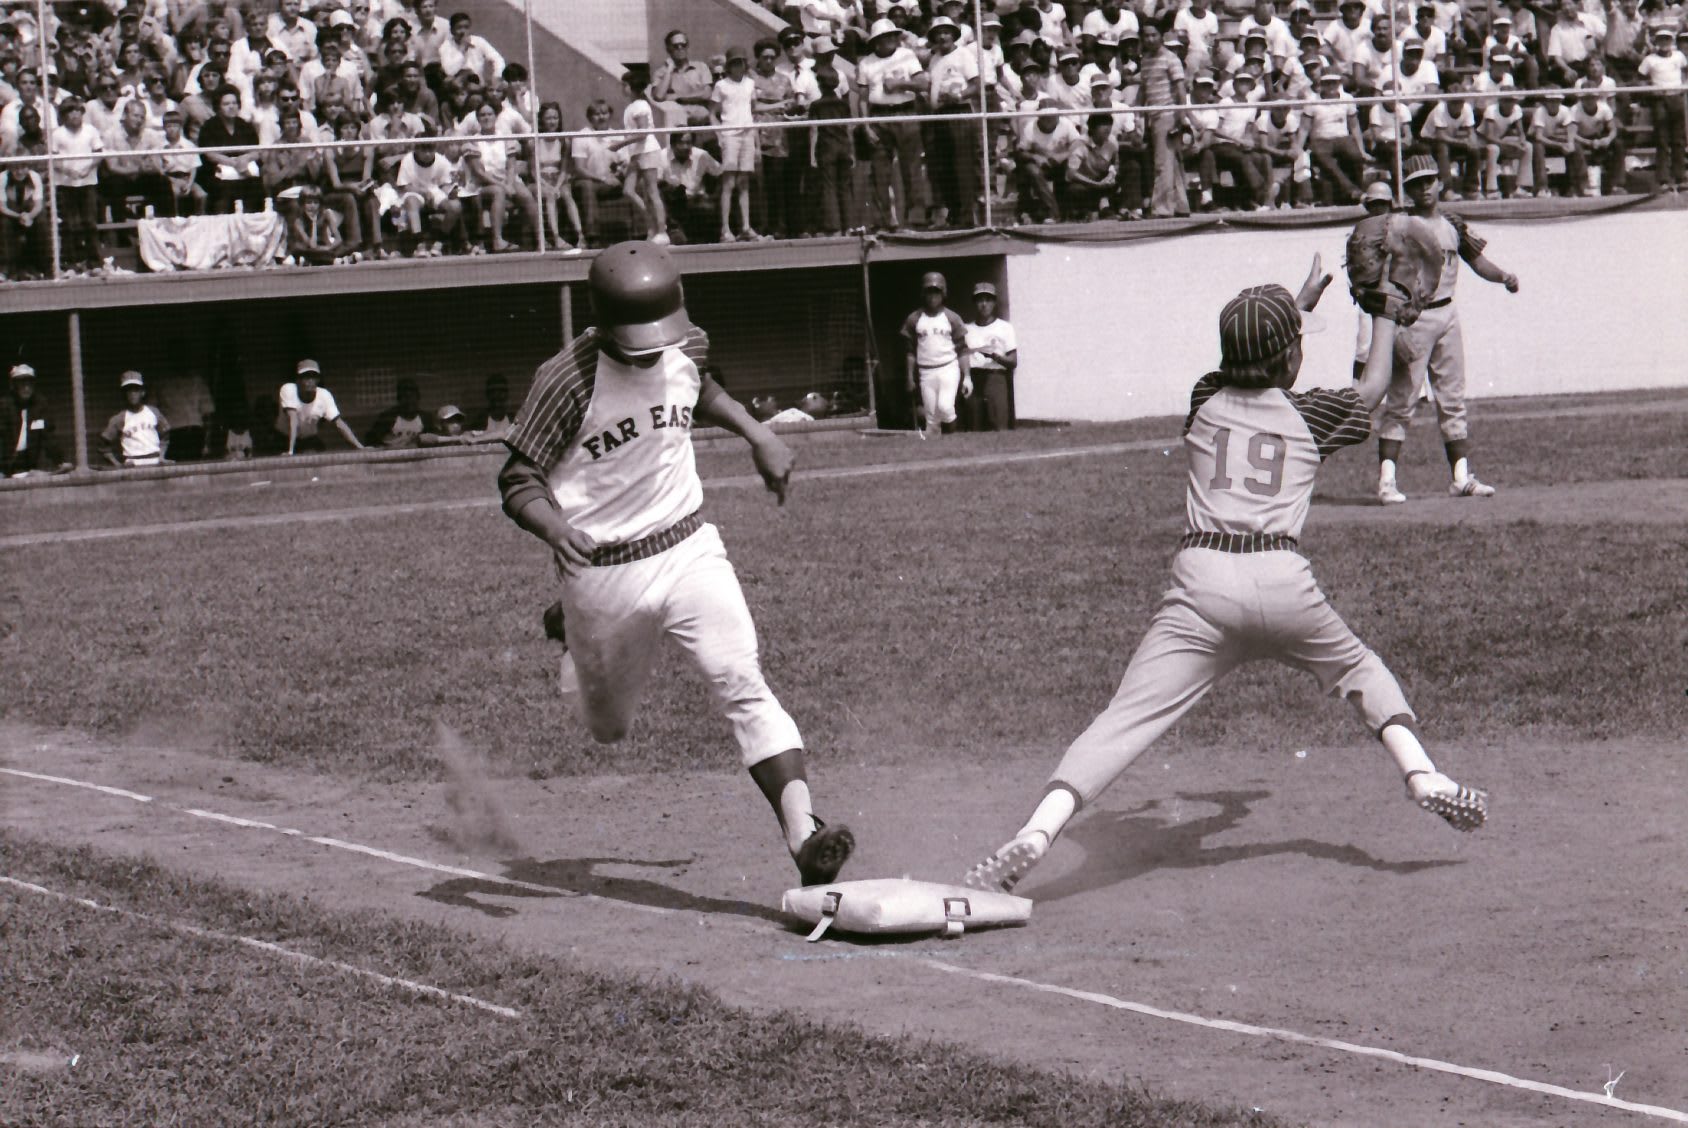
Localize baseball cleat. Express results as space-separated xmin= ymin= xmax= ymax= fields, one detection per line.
xmin=1449 ymin=476 xmax=1496 ymax=498
xmin=795 ymin=818 xmax=855 ymax=886
xmin=1407 ymin=771 xmax=1488 ymax=831
xmin=962 ymin=830 xmax=1049 ymax=894
xmin=1378 ymin=481 xmax=1407 ymax=505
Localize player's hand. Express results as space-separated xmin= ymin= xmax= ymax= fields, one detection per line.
xmin=1296 ymin=252 xmax=1334 ymax=313
xmin=961 ymin=379 xmax=973 ymax=399
xmin=1503 ymin=272 xmax=1520 ymax=293
xmin=752 ymin=434 xmax=794 ymax=506
xmin=548 ymin=522 xmax=597 ymax=575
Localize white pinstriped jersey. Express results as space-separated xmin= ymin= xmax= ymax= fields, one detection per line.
xmin=505 ymin=327 xmax=710 ymax=546
xmin=1182 ymin=375 xmax=1373 ymax=541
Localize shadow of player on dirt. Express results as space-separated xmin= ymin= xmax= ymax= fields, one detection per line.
xmin=418 ymin=856 xmax=787 ymax=924
xmin=1026 ymin=789 xmax=1463 ymax=904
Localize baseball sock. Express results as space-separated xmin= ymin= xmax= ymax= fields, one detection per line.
xmin=1379 ymin=718 xmax=1435 ymax=779
xmin=1018 ymin=783 xmax=1080 ymax=847
xmin=1450 ymin=456 xmax=1471 ymax=484
xmin=748 ymin=749 xmax=816 ymax=854
xmin=1379 ymin=458 xmax=1398 ymax=486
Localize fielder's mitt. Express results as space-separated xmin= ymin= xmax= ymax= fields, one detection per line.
xmin=1344 ymin=212 xmax=1444 ymax=327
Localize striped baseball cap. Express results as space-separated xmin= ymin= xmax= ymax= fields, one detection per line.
xmin=1218 ymin=284 xmax=1323 ymax=377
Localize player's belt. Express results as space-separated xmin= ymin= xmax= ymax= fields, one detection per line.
xmin=1179 ymin=531 xmax=1300 ymax=554
xmin=590 ymin=511 xmax=703 ymax=567
xmin=1423 ymin=297 xmax=1452 ymax=309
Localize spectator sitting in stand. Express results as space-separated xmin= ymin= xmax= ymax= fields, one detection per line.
xmin=260 ymin=82 xmax=320 ymax=146
xmin=419 ymin=402 xmax=470 ymax=445
xmin=571 ymin=97 xmax=629 ymax=248
xmin=1477 ymin=89 xmax=1529 ymax=198
xmin=102 ymin=97 xmax=171 ymax=219
xmin=88 ymin=71 xmax=126 ymax=136
xmin=1421 ymin=75 xmax=1483 ymax=199
xmin=324 ymin=113 xmax=384 ymax=257
xmin=97 ymin=370 xmax=171 ymax=468
xmin=1301 ymin=72 xmax=1370 ymax=205
xmin=365 ymin=376 xmax=433 ymax=447
xmin=300 ymin=37 xmax=363 ymax=118
xmin=438 ymin=12 xmax=504 ymax=87
xmin=287 ymin=182 xmax=355 ymax=263
xmin=367 ymin=86 xmax=426 ymax=185
xmin=178 ymin=65 xmax=225 ymax=140
xmin=530 ymin=100 xmax=584 ymax=252
xmin=261 ymin=109 xmax=321 ymax=214
xmin=197 ymin=86 xmax=265 ymax=212
xmin=1016 ymin=96 xmax=1081 ymax=222
xmin=658 ymin=130 xmax=722 ymax=244
xmin=408 ymin=0 xmax=450 ymax=69
xmin=1 ymin=363 xmax=69 ymax=478
xmin=0 ymin=111 xmax=48 ymax=280
xmin=1064 ymin=111 xmax=1120 ymax=219
xmin=653 ymin=27 xmax=717 ymax=130
xmin=463 ymin=100 xmax=537 ymax=252
xmin=1569 ymin=84 xmax=1624 ymax=195
xmin=394 ymin=59 xmax=440 ymax=126
xmin=1258 ymin=99 xmax=1313 ymax=209
xmin=1545 ymin=0 xmax=1600 ymax=86
xmin=394 ymin=134 xmax=467 ymax=256
xmin=1528 ymin=88 xmax=1582 ymax=196
xmin=277 ymin=358 xmax=362 ymax=455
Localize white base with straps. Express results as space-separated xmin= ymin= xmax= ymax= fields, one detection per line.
xmin=783 ymin=878 xmax=1033 ymax=942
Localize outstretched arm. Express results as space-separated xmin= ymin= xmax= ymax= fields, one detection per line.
xmin=696 ymin=370 xmax=793 ymax=505
xmin=1468 ymin=253 xmax=1519 ymax=291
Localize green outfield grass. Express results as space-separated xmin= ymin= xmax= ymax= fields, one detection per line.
xmin=1 ymin=833 xmax=1281 ymax=1128
xmin=0 ymin=400 xmax=1683 ymax=780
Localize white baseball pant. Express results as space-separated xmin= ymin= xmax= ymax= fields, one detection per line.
xmin=556 ymin=523 xmax=802 ymax=767
xmin=1376 ymin=303 xmax=1468 ymax=444
xmin=918 ymin=361 xmax=962 ymax=427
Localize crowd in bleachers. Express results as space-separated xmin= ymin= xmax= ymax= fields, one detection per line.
xmin=0 ymin=0 xmax=1683 ymax=278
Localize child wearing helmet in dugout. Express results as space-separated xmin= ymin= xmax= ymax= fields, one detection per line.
xmin=962 ymin=256 xmax=1489 ymax=899
xmin=496 ymin=240 xmax=855 ymax=889
xmin=900 ymin=271 xmax=972 ymax=436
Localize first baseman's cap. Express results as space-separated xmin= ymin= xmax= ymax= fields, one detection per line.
xmin=1362 ymin=180 xmax=1394 ymax=203
xmin=120 ymin=370 xmax=145 ymax=388
xmin=725 ymin=44 xmax=748 ymax=62
xmin=1402 ymin=152 xmax=1439 ymax=182
xmin=1219 ymin=285 xmax=1322 ymax=375
xmin=296 ymin=358 xmax=322 ymax=375
xmin=868 ymin=18 xmax=899 ymax=40
xmin=589 ymin=240 xmax=693 ymax=356
xmin=10 ymin=363 xmax=35 ymax=380
xmin=973 ymin=281 xmax=998 ymax=297
xmin=437 ymin=403 xmax=464 ymax=420
xmin=927 ymin=15 xmax=960 ymax=36
xmin=922 ymin=271 xmax=947 ymax=292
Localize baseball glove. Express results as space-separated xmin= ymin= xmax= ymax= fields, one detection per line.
xmin=1344 ymin=213 xmax=1444 ymax=327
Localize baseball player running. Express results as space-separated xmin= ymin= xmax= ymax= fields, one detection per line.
xmin=497 ymin=240 xmax=854 ymax=888
xmin=901 ymin=272 xmax=972 ymax=437
xmin=963 ymin=257 xmax=1487 ymax=896
xmin=1375 ymin=153 xmax=1521 ymax=506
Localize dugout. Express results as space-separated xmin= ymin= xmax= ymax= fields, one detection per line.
xmin=0 ymin=233 xmax=1028 ymax=481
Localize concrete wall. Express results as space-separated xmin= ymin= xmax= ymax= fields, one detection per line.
xmin=1005 ymin=211 xmax=1688 ymax=422
xmin=453 ymin=0 xmax=628 ymax=124
xmin=647 ymin=0 xmax=785 ymax=73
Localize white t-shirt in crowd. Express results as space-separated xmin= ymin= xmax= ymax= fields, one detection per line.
xmin=858 ymin=46 xmax=923 ymax=107
xmin=711 ymin=74 xmax=756 ymax=125
xmin=1305 ymin=99 xmax=1355 ymax=141
xmin=1639 ymin=50 xmax=1687 ymax=89
xmin=276 ymin=382 xmax=341 ymax=438
xmin=51 ymin=122 xmax=104 ymax=185
xmin=964 ymin=317 xmax=1017 ymax=370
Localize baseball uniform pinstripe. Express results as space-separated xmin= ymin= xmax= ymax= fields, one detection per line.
xmin=501 ymin=327 xmax=801 ymax=766
xmin=1047 ymin=374 xmax=1414 ymax=804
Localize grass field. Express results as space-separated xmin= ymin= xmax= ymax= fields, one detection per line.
xmin=3 ymin=392 xmax=1686 ymax=1127
xmin=1 ymin=401 xmax=1683 ymax=779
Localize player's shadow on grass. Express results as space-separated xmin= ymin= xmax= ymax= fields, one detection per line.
xmin=418 ymin=856 xmax=787 ymax=924
xmin=1028 ymin=788 xmax=1462 ymax=903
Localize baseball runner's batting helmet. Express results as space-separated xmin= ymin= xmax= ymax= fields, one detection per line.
xmin=921 ymin=271 xmax=947 ymax=294
xmin=588 ymin=240 xmax=693 ymax=356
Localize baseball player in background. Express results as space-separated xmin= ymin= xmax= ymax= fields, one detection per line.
xmin=1375 ymin=153 xmax=1520 ymax=506
xmin=901 ymin=271 xmax=972 ymax=437
xmin=497 ymin=240 xmax=855 ymax=888
xmin=962 ymin=280 xmax=1017 ymax=432
xmin=963 ymin=257 xmax=1487 ymax=897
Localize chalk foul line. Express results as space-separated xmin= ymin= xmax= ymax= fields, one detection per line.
xmin=9 ymin=763 xmax=1686 ymax=1122
xmin=0 ymin=874 xmax=520 ymax=1019
xmin=918 ymin=960 xmax=1688 ymax=1123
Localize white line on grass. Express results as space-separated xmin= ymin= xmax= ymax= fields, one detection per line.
xmin=0 ymin=442 xmax=1163 ymax=548
xmin=919 ymin=960 xmax=1688 ymax=1124
xmin=0 ymin=874 xmax=521 ymax=1019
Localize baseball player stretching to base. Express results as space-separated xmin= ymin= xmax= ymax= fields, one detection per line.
xmin=497 ymin=240 xmax=854 ymax=888
xmin=1375 ymin=153 xmax=1520 ymax=506
xmin=963 ymin=259 xmax=1487 ymax=896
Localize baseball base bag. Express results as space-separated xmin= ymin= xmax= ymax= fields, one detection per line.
xmin=783 ymin=878 xmax=1033 ymax=941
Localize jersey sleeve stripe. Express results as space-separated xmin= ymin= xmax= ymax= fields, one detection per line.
xmin=505 ymin=332 xmax=598 ymax=471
